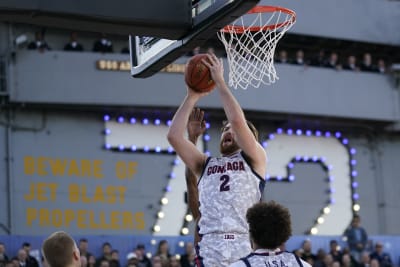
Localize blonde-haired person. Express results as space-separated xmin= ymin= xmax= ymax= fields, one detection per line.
xmin=42 ymin=231 xmax=81 ymax=267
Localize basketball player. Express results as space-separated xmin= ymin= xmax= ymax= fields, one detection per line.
xmin=42 ymin=231 xmax=81 ymax=267
xmin=167 ymin=53 xmax=267 ymax=267
xmin=229 ymin=201 xmax=311 ymax=267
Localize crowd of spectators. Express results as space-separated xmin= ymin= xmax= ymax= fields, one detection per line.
xmin=0 ymin=239 xmax=197 ymax=267
xmin=25 ymin=30 xmax=393 ymax=76
xmin=275 ymin=49 xmax=389 ymax=74
xmin=0 ymin=220 xmax=396 ymax=267
xmin=27 ymin=31 xmax=120 ymax=54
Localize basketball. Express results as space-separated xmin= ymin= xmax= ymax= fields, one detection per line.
xmin=185 ymin=54 xmax=216 ymax=93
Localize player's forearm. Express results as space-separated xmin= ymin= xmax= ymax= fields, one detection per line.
xmin=217 ymin=81 xmax=247 ymax=128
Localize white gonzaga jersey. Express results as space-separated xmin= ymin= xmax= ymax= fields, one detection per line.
xmin=197 ymin=151 xmax=265 ymax=235
xmin=229 ymin=250 xmax=312 ymax=267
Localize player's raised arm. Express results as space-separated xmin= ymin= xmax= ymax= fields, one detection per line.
xmin=185 ymin=107 xmax=206 ymax=220
xmin=202 ymin=53 xmax=267 ymax=177
xmin=167 ymin=88 xmax=208 ymax=177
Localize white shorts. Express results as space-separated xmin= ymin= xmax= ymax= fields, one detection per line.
xmin=195 ymin=233 xmax=252 ymax=267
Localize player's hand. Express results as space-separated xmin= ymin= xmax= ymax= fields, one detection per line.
xmin=202 ymin=53 xmax=225 ymax=86
xmin=187 ymin=108 xmax=206 ymax=142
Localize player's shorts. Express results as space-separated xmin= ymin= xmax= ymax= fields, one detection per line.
xmin=195 ymin=233 xmax=252 ymax=267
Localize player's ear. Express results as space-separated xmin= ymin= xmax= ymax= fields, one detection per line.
xmin=73 ymin=248 xmax=80 ymax=261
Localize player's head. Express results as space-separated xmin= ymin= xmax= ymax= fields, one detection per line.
xmin=42 ymin=231 xmax=80 ymax=267
xmin=220 ymin=120 xmax=259 ymax=155
xmin=351 ymin=214 xmax=361 ymax=227
xmin=246 ymin=201 xmax=292 ymax=249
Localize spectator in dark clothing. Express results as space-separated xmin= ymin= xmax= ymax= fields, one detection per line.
xmin=275 ymin=50 xmax=289 ymax=64
xmin=135 ymin=244 xmax=151 ymax=267
xmin=301 ymin=239 xmax=317 ymax=265
xmin=180 ymin=242 xmax=195 ymax=267
xmin=27 ymin=31 xmax=51 ymax=51
xmin=314 ymin=249 xmax=327 ymax=267
xmin=309 ymin=50 xmax=326 ymax=67
xmin=369 ymin=242 xmax=393 ymax=267
xmin=93 ymin=34 xmax=113 ymax=53
xmin=110 ymin=250 xmax=120 ymax=267
xmin=358 ymin=252 xmax=370 ymax=267
xmin=342 ymin=55 xmax=359 ymax=71
xmin=292 ymin=49 xmax=306 ymax=65
xmin=344 ymin=215 xmax=368 ymax=264
xmin=10 ymin=257 xmax=19 ymax=267
xmin=360 ymin=53 xmax=377 ymax=72
xmin=96 ymin=243 xmax=112 ymax=267
xmin=329 ymin=240 xmax=343 ymax=263
xmin=88 ymin=255 xmax=96 ymax=267
xmin=0 ymin=243 xmax=9 ymax=267
xmin=376 ymin=59 xmax=387 ymax=74
xmin=323 ymin=52 xmax=340 ymax=69
xmin=79 ymin=239 xmax=93 ymax=261
xmin=21 ymin=243 xmax=39 ymax=267
xmin=155 ymin=240 xmax=170 ymax=267
xmin=342 ymin=253 xmax=358 ymax=267
xmin=64 ymin=32 xmax=84 ymax=52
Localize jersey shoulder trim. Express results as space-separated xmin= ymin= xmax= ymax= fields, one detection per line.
xmin=240 ymin=151 xmax=265 ymax=182
xmin=197 ymin=156 xmax=212 ymax=185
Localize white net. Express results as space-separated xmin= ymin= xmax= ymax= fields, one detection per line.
xmin=217 ymin=6 xmax=296 ymax=90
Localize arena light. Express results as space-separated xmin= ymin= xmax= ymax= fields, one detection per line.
xmin=157 ymin=211 xmax=165 ymax=219
xmin=310 ymin=227 xmax=318 ymax=235
xmin=181 ymin=227 xmax=189 ymax=235
xmin=264 ymin=127 xmax=359 ymax=235
xmin=323 ymin=207 xmax=331 ymax=214
xmin=103 ymin=115 xmax=110 ymax=121
xmin=160 ymin=197 xmax=168 ymax=205
xmin=185 ymin=214 xmax=193 ymax=222
xmin=353 ymin=204 xmax=360 ymax=211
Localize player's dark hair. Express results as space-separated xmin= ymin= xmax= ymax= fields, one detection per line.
xmin=246 ymin=201 xmax=292 ymax=249
xmin=42 ymin=231 xmax=76 ymax=267
xmin=221 ymin=120 xmax=259 ymax=141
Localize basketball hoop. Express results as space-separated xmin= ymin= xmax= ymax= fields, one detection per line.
xmin=218 ymin=6 xmax=296 ymax=89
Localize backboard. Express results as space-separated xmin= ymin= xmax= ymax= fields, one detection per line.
xmin=130 ymin=0 xmax=260 ymax=78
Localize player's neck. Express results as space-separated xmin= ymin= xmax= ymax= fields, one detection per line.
xmin=221 ymin=149 xmax=241 ymax=157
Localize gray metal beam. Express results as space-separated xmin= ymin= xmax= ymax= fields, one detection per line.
xmin=0 ymin=0 xmax=191 ymax=38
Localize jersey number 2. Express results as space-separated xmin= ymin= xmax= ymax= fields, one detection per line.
xmin=219 ymin=175 xmax=230 ymax=192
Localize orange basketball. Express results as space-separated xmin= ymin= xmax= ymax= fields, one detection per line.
xmin=185 ymin=54 xmax=216 ymax=93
